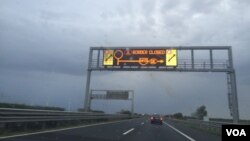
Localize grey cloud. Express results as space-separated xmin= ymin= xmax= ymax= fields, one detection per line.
xmin=188 ymin=0 xmax=220 ymax=14
xmin=1 ymin=0 xmax=250 ymax=119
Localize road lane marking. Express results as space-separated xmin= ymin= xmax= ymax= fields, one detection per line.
xmin=122 ymin=128 xmax=134 ymax=135
xmin=0 ymin=118 xmax=141 ymax=139
xmin=163 ymin=122 xmax=196 ymax=141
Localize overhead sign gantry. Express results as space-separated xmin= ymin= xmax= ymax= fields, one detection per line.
xmin=84 ymin=46 xmax=239 ymax=123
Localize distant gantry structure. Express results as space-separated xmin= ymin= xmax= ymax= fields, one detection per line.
xmin=90 ymin=90 xmax=134 ymax=115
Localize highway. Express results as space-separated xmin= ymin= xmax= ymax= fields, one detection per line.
xmin=1 ymin=118 xmax=220 ymax=141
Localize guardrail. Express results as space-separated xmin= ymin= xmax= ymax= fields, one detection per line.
xmin=0 ymin=108 xmax=133 ymax=123
xmin=0 ymin=108 xmax=138 ymax=135
xmin=166 ymin=118 xmax=239 ymax=135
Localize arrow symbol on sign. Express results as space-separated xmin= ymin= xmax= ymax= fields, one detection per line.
xmin=105 ymin=54 xmax=113 ymax=61
xmin=168 ymin=54 xmax=176 ymax=62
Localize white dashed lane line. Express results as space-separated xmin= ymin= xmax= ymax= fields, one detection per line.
xmin=122 ymin=128 xmax=135 ymax=135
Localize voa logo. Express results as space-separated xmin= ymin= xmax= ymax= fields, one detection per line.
xmin=226 ymin=129 xmax=246 ymax=136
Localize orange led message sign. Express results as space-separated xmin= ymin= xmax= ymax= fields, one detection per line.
xmin=103 ymin=49 xmax=177 ymax=66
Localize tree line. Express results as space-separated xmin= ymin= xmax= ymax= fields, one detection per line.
xmin=0 ymin=102 xmax=65 ymax=111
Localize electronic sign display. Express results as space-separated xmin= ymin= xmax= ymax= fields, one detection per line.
xmin=103 ymin=49 xmax=177 ymax=66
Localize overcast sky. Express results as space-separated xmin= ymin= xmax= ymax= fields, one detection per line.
xmin=1 ymin=0 xmax=250 ymax=119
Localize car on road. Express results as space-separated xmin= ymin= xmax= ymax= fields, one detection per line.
xmin=150 ymin=115 xmax=163 ymax=125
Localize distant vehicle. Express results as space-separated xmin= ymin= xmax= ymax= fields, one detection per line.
xmin=150 ymin=114 xmax=163 ymax=125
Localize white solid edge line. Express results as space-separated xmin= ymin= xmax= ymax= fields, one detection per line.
xmin=122 ymin=128 xmax=134 ymax=135
xmin=163 ymin=121 xmax=196 ymax=141
xmin=0 ymin=118 xmax=138 ymax=139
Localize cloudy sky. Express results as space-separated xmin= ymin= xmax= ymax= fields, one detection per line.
xmin=1 ymin=0 xmax=250 ymax=119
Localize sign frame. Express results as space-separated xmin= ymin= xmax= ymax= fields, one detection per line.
xmin=84 ymin=46 xmax=239 ymax=123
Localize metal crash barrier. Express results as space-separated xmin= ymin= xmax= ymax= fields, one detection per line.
xmin=0 ymin=108 xmax=138 ymax=134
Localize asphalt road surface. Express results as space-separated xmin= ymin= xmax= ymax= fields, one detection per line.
xmin=0 ymin=118 xmax=220 ymax=141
